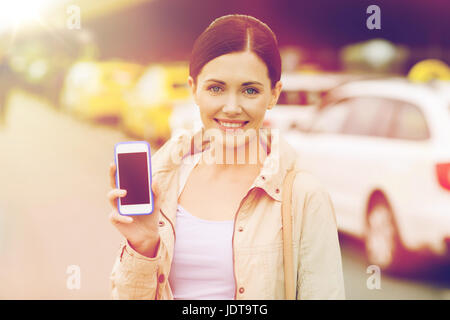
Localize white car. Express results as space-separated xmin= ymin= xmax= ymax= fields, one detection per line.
xmin=284 ymin=78 xmax=450 ymax=273
xmin=264 ymin=72 xmax=364 ymax=132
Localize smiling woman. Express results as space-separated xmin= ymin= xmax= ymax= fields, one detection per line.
xmin=188 ymin=50 xmax=281 ymax=163
xmin=187 ymin=15 xmax=283 ymax=164
xmin=109 ymin=14 xmax=346 ymax=301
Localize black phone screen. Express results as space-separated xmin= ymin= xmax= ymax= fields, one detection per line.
xmin=117 ymin=152 xmax=150 ymax=205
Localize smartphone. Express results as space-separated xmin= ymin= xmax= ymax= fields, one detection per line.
xmin=114 ymin=141 xmax=154 ymax=215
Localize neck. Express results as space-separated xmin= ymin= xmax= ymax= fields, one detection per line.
xmin=198 ymin=132 xmax=268 ymax=171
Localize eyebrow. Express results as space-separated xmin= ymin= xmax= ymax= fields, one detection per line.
xmin=205 ymin=79 xmax=264 ymax=86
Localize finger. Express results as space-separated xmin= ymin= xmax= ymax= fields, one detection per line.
xmin=109 ymin=210 xmax=133 ymax=224
xmin=107 ymin=189 xmax=127 ymax=209
xmin=109 ymin=162 xmax=117 ymax=189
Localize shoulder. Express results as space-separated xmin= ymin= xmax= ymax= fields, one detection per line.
xmin=278 ymin=134 xmax=331 ymax=201
xmin=292 ymin=169 xmax=328 ymax=196
xmin=291 ymin=169 xmax=334 ymax=212
xmin=150 ymin=137 xmax=180 ymax=174
xmin=291 ymin=169 xmax=337 ymax=227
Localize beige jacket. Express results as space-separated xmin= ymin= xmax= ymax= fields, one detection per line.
xmin=110 ymin=128 xmax=346 ymax=300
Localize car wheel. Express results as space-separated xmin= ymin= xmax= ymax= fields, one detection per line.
xmin=364 ymin=198 xmax=410 ymax=274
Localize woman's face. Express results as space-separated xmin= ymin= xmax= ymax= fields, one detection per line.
xmin=188 ymin=51 xmax=282 ymax=150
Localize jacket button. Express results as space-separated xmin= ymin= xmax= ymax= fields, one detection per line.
xmin=261 ymin=176 xmax=266 ymax=181
xmin=238 ymin=227 xmax=244 ymax=232
xmin=239 ymin=287 xmax=245 ymax=294
xmin=275 ymin=188 xmax=280 ymax=193
xmin=159 ymin=220 xmax=165 ymax=227
xmin=158 ymin=274 xmax=165 ymax=283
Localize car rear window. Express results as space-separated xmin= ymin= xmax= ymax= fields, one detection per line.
xmin=309 ymin=99 xmax=352 ymax=134
xmin=391 ymin=101 xmax=430 ymax=140
xmin=343 ymin=97 xmax=386 ymax=137
xmin=278 ymin=90 xmax=324 ymax=106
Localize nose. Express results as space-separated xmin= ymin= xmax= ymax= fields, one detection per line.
xmin=222 ymin=94 xmax=242 ymax=115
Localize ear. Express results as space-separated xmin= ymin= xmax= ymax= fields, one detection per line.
xmin=188 ymin=76 xmax=196 ymax=95
xmin=267 ymin=80 xmax=282 ymax=110
xmin=188 ymin=76 xmax=199 ymax=105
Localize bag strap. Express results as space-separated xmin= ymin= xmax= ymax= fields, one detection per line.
xmin=281 ymin=169 xmax=298 ymax=300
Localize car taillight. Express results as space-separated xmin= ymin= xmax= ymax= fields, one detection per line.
xmin=436 ymin=163 xmax=450 ymax=191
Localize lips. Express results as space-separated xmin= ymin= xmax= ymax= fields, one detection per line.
xmin=214 ymin=118 xmax=249 ymax=130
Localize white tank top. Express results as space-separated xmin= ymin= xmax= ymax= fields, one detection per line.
xmin=168 ymin=150 xmax=236 ymax=300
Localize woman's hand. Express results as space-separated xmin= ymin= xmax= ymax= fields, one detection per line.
xmin=107 ymin=162 xmax=161 ymax=258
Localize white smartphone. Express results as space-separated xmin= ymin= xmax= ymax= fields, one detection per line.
xmin=114 ymin=141 xmax=154 ymax=215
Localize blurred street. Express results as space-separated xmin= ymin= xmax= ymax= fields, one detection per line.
xmin=0 ymin=90 xmax=449 ymax=299
xmin=0 ymin=90 xmax=128 ymax=299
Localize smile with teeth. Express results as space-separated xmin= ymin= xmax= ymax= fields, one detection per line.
xmin=215 ymin=119 xmax=249 ymax=129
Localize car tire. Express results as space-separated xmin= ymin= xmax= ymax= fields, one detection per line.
xmin=364 ymin=197 xmax=413 ymax=275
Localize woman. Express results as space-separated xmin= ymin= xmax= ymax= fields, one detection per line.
xmin=108 ymin=14 xmax=345 ymax=300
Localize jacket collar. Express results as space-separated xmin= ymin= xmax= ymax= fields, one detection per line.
xmin=155 ymin=127 xmax=298 ymax=203
xmin=154 ymin=127 xmax=299 ymax=233
xmin=258 ymin=129 xmax=298 ymax=201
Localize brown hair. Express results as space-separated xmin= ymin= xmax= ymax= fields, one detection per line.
xmin=189 ymin=14 xmax=282 ymax=89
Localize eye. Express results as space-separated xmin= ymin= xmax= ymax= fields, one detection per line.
xmin=208 ymin=86 xmax=222 ymax=94
xmin=244 ymin=87 xmax=259 ymax=95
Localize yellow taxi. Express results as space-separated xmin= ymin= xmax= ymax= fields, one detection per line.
xmin=60 ymin=60 xmax=143 ymax=124
xmin=121 ymin=62 xmax=191 ymax=146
